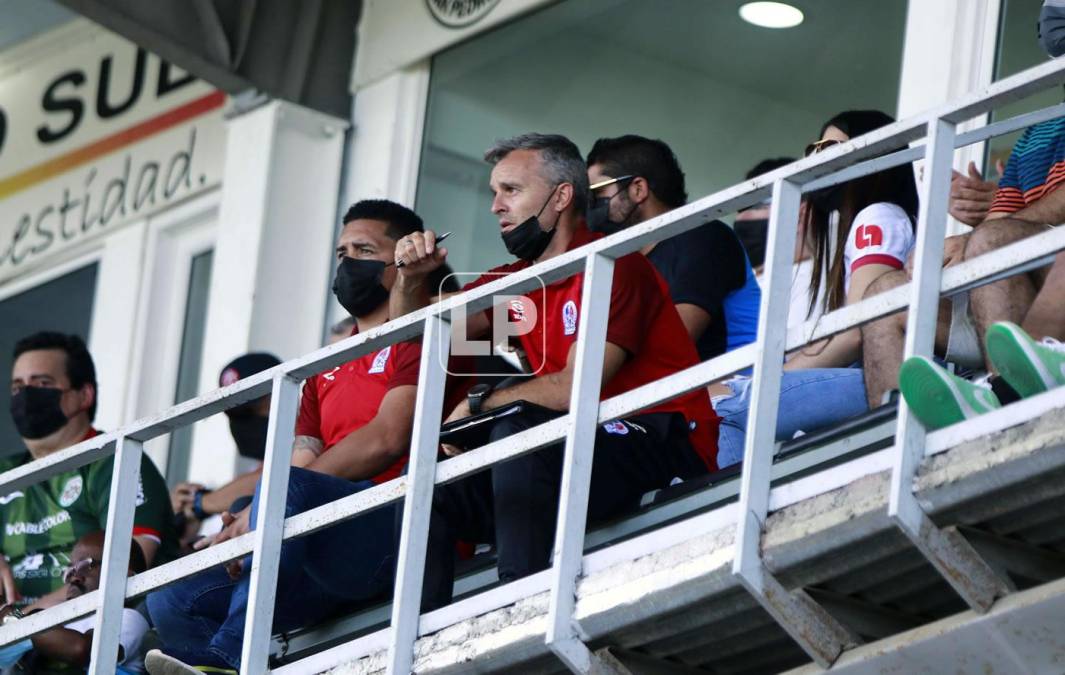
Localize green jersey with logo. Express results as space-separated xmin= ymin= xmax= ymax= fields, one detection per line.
xmin=0 ymin=438 xmax=178 ymax=603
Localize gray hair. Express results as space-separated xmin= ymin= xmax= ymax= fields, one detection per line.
xmin=484 ymin=133 xmax=589 ymax=213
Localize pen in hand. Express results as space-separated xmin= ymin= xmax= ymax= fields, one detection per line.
xmin=392 ymin=231 xmax=452 ymax=268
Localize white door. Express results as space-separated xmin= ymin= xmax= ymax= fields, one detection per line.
xmin=125 ymin=192 xmax=219 ymax=482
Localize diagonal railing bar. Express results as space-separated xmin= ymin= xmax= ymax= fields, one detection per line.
xmin=4 ymin=219 xmax=1064 ymax=652
xmin=805 ymin=101 xmax=1065 ymax=195
xmin=4 ymin=53 xmax=1065 ymax=673
xmin=9 ymin=56 xmax=1065 ymax=499
xmin=0 ymin=433 xmax=117 ymax=497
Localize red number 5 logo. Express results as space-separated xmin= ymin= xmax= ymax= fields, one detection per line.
xmin=855 ymin=224 xmax=883 ymax=249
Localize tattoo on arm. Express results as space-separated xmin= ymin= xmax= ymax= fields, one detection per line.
xmin=293 ymin=435 xmax=324 ymax=457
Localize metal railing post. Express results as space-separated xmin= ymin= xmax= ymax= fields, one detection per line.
xmin=732 ymin=178 xmax=855 ymax=668
xmin=88 ymin=435 xmax=143 ymax=674
xmin=545 ymin=252 xmax=615 ymax=673
xmin=887 ymin=117 xmax=1009 ymax=611
xmin=239 ymin=373 xmax=300 ymax=674
xmin=387 ymin=313 xmax=451 ymax=675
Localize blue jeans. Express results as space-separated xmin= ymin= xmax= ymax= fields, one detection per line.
xmin=146 ymin=467 xmax=397 ymax=669
xmin=714 ymin=368 xmax=869 ymax=468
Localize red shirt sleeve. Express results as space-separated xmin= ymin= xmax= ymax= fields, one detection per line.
xmin=607 ymin=254 xmax=665 ymax=356
xmin=387 ymin=342 xmax=422 ymax=390
xmin=295 ymin=375 xmax=322 ymax=439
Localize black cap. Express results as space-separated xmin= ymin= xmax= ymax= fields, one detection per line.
xmin=219 ymin=352 xmax=281 ymax=387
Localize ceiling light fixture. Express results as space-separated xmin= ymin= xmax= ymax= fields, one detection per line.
xmin=739 ymin=1 xmax=804 ymax=29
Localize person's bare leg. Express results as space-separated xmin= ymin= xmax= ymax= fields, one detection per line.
xmin=860 ymin=270 xmax=951 ymax=408
xmin=1023 ymin=252 xmax=1065 ymax=340
xmin=965 ymin=219 xmax=1045 ymax=369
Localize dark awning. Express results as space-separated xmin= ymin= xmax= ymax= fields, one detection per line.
xmin=56 ymin=0 xmax=360 ymax=118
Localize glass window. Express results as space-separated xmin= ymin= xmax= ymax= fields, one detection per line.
xmin=416 ymin=0 xmax=908 ymax=273
xmin=165 ymin=249 xmax=213 ymax=486
xmin=0 ymin=264 xmax=98 ymax=454
xmin=990 ymin=0 xmax=1059 ymax=170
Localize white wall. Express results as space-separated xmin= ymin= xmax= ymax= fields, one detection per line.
xmin=187 ymin=101 xmax=347 ymax=486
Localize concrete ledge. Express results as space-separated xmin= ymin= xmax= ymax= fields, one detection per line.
xmin=326 ymin=403 xmax=1065 ymax=674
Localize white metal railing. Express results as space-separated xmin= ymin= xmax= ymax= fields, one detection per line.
xmin=3 ymin=55 xmax=1065 ymax=675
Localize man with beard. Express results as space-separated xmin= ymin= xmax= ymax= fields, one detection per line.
xmin=586 ymin=135 xmax=762 ymax=361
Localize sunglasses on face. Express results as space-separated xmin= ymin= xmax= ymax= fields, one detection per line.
xmin=63 ymin=557 xmax=99 ymax=583
xmin=804 ymin=138 xmax=844 ymax=157
xmin=589 ymin=174 xmax=635 ymax=196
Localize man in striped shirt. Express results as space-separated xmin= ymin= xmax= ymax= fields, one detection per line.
xmin=863 ymin=1 xmax=1065 ymax=428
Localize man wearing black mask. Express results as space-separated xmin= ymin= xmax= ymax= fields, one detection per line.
xmin=3 ymin=333 xmax=178 ymax=609
xmin=733 ymin=157 xmax=796 ymax=272
xmin=170 ymin=352 xmax=281 ymax=523
xmin=146 ymin=199 xmax=471 ymax=673
xmin=586 ymin=135 xmax=762 ymax=362
xmin=392 ymin=133 xmax=718 ymax=610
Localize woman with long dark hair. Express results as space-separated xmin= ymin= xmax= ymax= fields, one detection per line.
xmin=711 ymin=111 xmax=913 ymax=467
xmin=784 ymin=110 xmax=920 ymax=370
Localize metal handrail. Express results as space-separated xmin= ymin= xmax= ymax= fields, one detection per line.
xmin=1 ymin=52 xmax=1065 ymax=675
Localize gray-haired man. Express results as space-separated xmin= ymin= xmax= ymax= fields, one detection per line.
xmin=392 ymin=133 xmax=719 ymax=610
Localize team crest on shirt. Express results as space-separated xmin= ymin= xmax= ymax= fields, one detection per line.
xmin=368 ymin=346 xmax=392 ymax=374
xmin=562 ymin=300 xmax=578 ymax=336
xmin=58 ymin=476 xmax=83 ymax=507
xmin=603 ymin=421 xmax=629 ymax=435
xmin=509 ymin=299 xmax=527 ymax=322
xmin=855 ymin=224 xmax=884 ymax=249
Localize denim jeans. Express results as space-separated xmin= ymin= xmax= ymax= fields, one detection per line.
xmin=147 ymin=467 xmax=397 ymax=669
xmin=714 ymin=368 xmax=869 ymax=468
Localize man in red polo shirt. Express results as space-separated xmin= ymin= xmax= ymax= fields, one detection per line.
xmin=145 ymin=200 xmax=461 ymax=674
xmin=392 ymin=133 xmax=719 ymax=610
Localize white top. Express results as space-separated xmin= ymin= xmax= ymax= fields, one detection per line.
xmin=842 ymin=202 xmax=915 ymax=294
xmin=788 ymin=258 xmax=818 ymax=335
xmin=66 ymin=608 xmax=149 ymax=672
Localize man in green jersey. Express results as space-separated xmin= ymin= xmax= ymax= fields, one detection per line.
xmin=3 ymin=332 xmax=178 ymax=607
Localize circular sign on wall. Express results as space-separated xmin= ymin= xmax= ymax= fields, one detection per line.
xmin=425 ymin=0 xmax=502 ymax=28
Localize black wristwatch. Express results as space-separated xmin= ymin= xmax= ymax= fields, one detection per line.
xmin=192 ymin=489 xmax=211 ymax=520
xmin=467 ymin=383 xmax=494 ymax=415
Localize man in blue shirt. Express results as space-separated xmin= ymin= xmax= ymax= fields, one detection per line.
xmin=586 ymin=135 xmax=761 ymax=361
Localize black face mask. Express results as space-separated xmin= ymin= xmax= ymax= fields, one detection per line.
xmin=808 ymin=185 xmax=843 ymax=213
xmin=586 ymin=189 xmax=640 ymax=236
xmin=229 ymin=414 xmax=269 ymax=461
xmin=502 ymin=186 xmax=559 ymax=261
xmin=10 ymin=386 xmax=68 ymax=440
xmin=1040 ymin=4 xmax=1065 ymax=58
xmin=734 ymin=218 xmax=768 ymax=269
xmin=332 ymin=258 xmax=389 ymax=317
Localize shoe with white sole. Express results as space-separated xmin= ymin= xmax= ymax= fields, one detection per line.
xmin=899 ymin=356 xmax=1001 ymax=430
xmin=144 ymin=648 xmax=236 ymax=675
xmin=986 ymin=322 xmax=1065 ymax=399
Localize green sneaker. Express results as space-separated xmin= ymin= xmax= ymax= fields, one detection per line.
xmin=986 ymin=322 xmax=1065 ymax=399
xmin=899 ymin=356 xmax=1001 ymax=430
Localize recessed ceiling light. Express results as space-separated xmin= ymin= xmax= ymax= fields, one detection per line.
xmin=739 ymin=2 xmax=804 ymax=29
